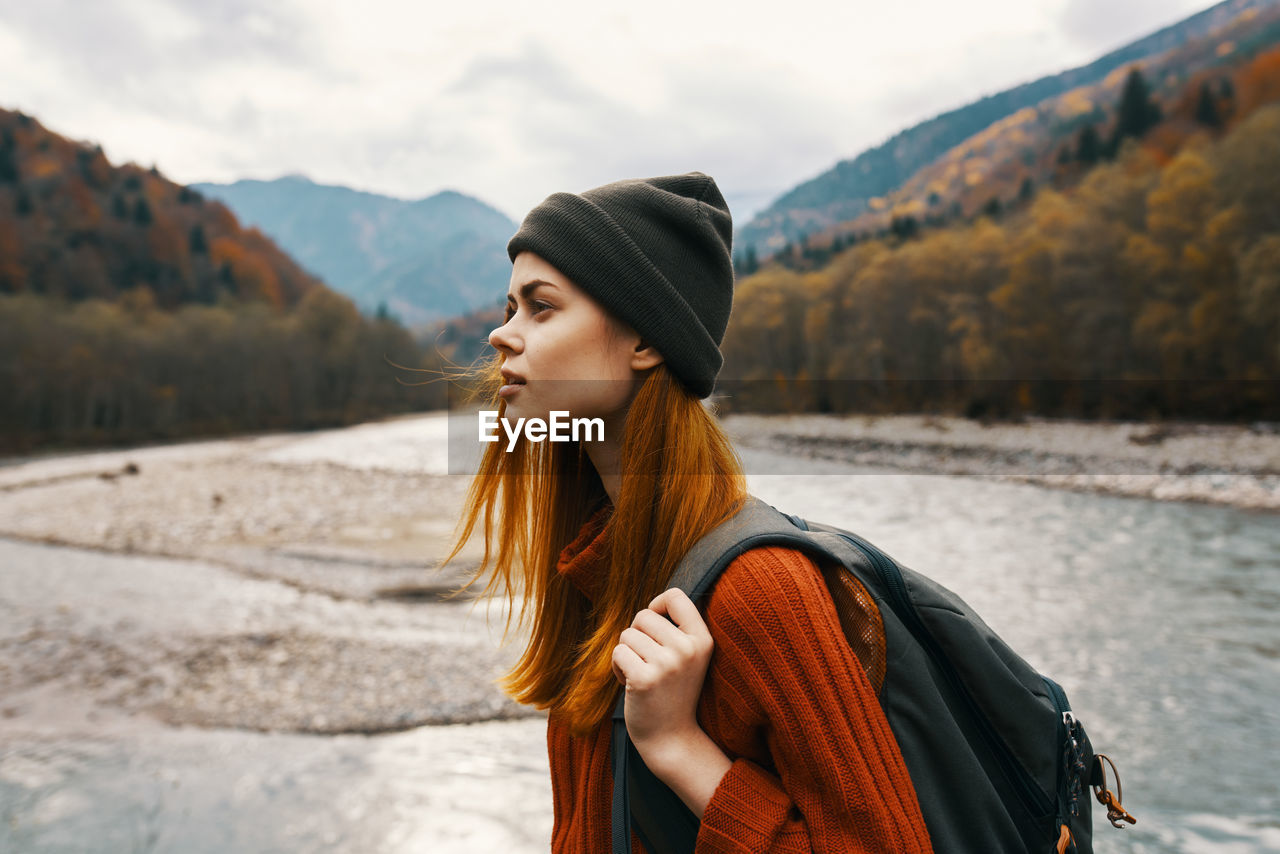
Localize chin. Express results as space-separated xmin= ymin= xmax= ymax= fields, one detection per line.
xmin=502 ymin=398 xmax=542 ymax=421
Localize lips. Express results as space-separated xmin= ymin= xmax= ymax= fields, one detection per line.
xmin=499 ymin=368 xmax=527 ymax=399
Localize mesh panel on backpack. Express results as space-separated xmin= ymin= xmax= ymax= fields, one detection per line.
xmin=820 ymin=561 xmax=887 ymax=693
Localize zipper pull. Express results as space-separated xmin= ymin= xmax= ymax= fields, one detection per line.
xmin=1055 ymin=823 xmax=1075 ymax=854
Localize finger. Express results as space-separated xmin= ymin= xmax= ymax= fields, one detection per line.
xmin=619 ymin=626 xmax=665 ymax=663
xmin=611 ymin=649 xmax=626 ymax=685
xmin=648 ymin=587 xmax=681 ymax=612
xmin=612 ymin=643 xmax=650 ymax=686
xmin=649 ymin=588 xmax=708 ymax=636
xmin=632 ymin=608 xmax=687 ymax=649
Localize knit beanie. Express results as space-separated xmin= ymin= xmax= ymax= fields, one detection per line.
xmin=506 ymin=171 xmax=734 ymax=399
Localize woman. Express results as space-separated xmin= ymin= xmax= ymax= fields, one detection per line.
xmin=443 ymin=172 xmax=932 ymax=853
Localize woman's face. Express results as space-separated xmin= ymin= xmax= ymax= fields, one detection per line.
xmin=488 ymin=251 xmax=662 ymax=425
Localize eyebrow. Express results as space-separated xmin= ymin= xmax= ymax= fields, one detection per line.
xmin=507 ymin=279 xmax=558 ymax=303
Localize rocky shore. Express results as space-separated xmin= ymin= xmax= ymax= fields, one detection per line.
xmin=0 ymin=414 xmax=538 ymax=737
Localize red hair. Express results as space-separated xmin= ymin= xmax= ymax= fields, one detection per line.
xmin=439 ymin=355 xmax=748 ymax=735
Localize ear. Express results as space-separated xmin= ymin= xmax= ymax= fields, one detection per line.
xmin=630 ymin=339 xmax=664 ymax=371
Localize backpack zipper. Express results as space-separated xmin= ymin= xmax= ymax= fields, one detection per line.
xmin=1045 ymin=675 xmax=1087 ymax=839
xmin=1044 ymin=677 xmax=1072 ymax=735
xmin=833 ymin=529 xmax=1056 ymax=822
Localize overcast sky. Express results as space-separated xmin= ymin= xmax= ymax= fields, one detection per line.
xmin=0 ymin=0 xmax=1215 ymax=224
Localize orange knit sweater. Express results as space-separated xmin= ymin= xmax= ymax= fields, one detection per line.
xmin=545 ymin=502 xmax=934 ymax=853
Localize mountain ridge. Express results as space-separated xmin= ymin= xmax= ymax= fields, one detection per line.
xmin=737 ymin=0 xmax=1279 ymax=257
xmin=192 ymin=176 xmax=517 ymax=328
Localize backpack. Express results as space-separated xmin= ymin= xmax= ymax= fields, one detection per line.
xmin=609 ymin=495 xmax=1135 ymax=854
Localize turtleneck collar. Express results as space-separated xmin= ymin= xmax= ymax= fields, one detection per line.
xmin=555 ymin=498 xmax=614 ymax=602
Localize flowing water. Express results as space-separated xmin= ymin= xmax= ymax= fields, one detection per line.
xmin=2 ymin=427 xmax=1278 ymax=852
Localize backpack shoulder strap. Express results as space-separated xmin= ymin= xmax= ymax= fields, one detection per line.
xmin=610 ymin=494 xmax=849 ymax=854
xmin=665 ymin=495 xmax=843 ymax=602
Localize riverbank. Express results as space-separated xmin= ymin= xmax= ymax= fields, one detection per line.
xmin=720 ymin=413 xmax=1280 ymax=513
xmin=0 ymin=414 xmax=536 ymax=736
xmin=0 ymin=535 xmax=536 ymax=736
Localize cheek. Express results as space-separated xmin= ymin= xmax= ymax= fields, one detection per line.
xmin=592 ymin=329 xmax=638 ymax=379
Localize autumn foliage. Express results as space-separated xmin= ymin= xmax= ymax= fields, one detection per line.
xmin=720 ymin=104 xmax=1280 ymax=420
xmin=0 ymin=108 xmax=321 ymax=310
xmin=0 ymin=109 xmax=452 ymax=452
xmin=800 ymin=37 xmax=1280 ymax=256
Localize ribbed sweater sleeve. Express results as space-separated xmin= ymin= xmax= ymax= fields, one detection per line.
xmin=693 ymin=545 xmax=933 ymax=854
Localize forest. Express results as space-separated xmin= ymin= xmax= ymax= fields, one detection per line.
xmin=0 ymin=286 xmax=447 ymax=454
xmin=0 ymin=109 xmax=448 ymax=454
xmin=719 ymin=101 xmax=1280 ymax=420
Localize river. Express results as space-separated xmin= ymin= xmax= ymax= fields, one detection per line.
xmin=2 ymin=430 xmax=1278 ymax=852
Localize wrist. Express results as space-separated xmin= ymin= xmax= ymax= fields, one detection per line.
xmin=635 ymin=727 xmax=734 ymax=819
xmin=633 ymin=722 xmax=699 ymax=772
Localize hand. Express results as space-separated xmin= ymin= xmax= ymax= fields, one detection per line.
xmin=611 ymin=588 xmax=715 ymax=767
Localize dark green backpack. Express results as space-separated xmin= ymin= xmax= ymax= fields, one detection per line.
xmin=610 ymin=495 xmax=1134 ymax=854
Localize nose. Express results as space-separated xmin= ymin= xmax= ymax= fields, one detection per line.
xmin=488 ymin=316 xmax=520 ymax=354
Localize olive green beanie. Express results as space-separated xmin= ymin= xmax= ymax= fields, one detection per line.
xmin=506 ymin=171 xmax=734 ymax=399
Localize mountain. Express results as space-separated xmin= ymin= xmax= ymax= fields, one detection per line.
xmin=736 ymin=0 xmax=1280 ymax=258
xmin=0 ymin=108 xmax=325 ymax=310
xmin=809 ymin=0 xmax=1280 ymax=244
xmin=192 ymin=176 xmax=517 ymax=329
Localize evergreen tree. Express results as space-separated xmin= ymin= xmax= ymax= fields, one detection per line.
xmin=189 ymin=224 xmax=207 ymax=254
xmin=1195 ymin=82 xmax=1222 ymax=128
xmin=111 ymin=194 xmax=128 ymax=219
xmin=1076 ymin=124 xmax=1101 ymax=164
xmin=0 ymin=135 xmax=17 ymax=184
xmin=133 ymin=197 xmax=152 ymax=226
xmin=1019 ymin=177 xmax=1035 ymax=203
xmin=1111 ymin=67 xmax=1162 ymax=148
xmin=982 ymin=196 xmax=1002 ymax=219
xmin=890 ymin=215 xmax=919 ymax=239
xmin=15 ymin=188 xmax=33 ymax=216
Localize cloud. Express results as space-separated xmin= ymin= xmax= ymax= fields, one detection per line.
xmin=0 ymin=0 xmax=337 ymax=120
xmin=1059 ymin=0 xmax=1210 ymax=54
xmin=423 ymin=39 xmax=842 ymax=219
xmin=0 ymin=0 xmax=1221 ymax=226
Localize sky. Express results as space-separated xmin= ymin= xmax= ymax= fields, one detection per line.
xmin=0 ymin=0 xmax=1217 ymax=225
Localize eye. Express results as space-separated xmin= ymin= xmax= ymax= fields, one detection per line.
xmin=505 ymin=299 xmax=552 ymax=322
